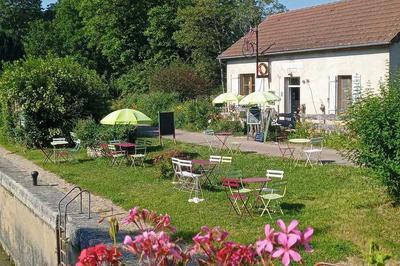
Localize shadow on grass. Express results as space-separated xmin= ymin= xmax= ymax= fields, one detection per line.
xmin=281 ymin=202 xmax=305 ymax=214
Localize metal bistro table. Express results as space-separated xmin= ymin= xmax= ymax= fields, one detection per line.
xmin=214 ymin=132 xmax=233 ymax=151
xmin=241 ymin=177 xmax=272 ymax=213
xmin=50 ymin=140 xmax=69 ymax=162
xmin=192 ymin=159 xmax=219 ymax=187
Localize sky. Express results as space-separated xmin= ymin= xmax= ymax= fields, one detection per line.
xmin=41 ymin=0 xmax=337 ymax=10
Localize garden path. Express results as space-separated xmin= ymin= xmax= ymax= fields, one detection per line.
xmin=168 ymin=129 xmax=351 ymax=166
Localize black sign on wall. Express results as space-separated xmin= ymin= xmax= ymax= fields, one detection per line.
xmin=158 ymin=112 xmax=175 ymax=144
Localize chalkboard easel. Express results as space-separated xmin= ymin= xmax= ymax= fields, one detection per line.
xmin=158 ymin=112 xmax=176 ymax=145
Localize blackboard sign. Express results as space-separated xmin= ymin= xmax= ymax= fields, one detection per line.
xmin=159 ymin=112 xmax=175 ymax=135
xmin=247 ymin=107 xmax=261 ymax=125
xmin=158 ymin=112 xmax=175 ymax=145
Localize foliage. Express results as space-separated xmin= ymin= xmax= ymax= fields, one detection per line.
xmin=0 ymin=0 xmax=41 ymax=61
xmin=0 ymin=56 xmax=109 ymax=146
xmin=148 ymin=60 xmax=213 ymax=100
xmin=74 ymin=119 xmax=135 ymax=148
xmin=174 ymin=0 xmax=286 ymax=81
xmin=346 ymin=73 xmax=400 ymax=202
xmin=210 ymin=119 xmax=243 ymax=134
xmin=113 ymin=91 xmax=179 ymax=125
xmin=175 ymin=97 xmax=217 ymax=131
xmin=112 ymin=64 xmax=149 ymax=95
xmin=365 ymin=242 xmax=391 ymax=266
xmin=152 ymin=148 xmax=190 ymax=179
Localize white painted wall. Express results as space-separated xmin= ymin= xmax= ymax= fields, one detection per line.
xmin=390 ymin=41 xmax=400 ymax=75
xmin=226 ymin=47 xmax=390 ymax=114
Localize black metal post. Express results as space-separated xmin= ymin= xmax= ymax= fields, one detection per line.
xmin=31 ymin=171 xmax=39 ymax=186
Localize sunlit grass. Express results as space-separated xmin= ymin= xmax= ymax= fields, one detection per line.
xmin=1 ymin=139 xmax=399 ymax=264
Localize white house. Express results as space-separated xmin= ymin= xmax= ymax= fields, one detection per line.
xmin=218 ymin=0 xmax=400 ymax=115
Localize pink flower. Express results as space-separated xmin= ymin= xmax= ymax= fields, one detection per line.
xmin=256 ymin=224 xmax=275 ymax=255
xmin=276 ymin=219 xmax=301 ymax=240
xmin=272 ymin=234 xmax=302 ymax=266
xmin=122 ymin=207 xmax=139 ymax=225
xmin=300 ymin=227 xmax=314 ymax=253
xmin=123 ymin=235 xmax=133 ymax=245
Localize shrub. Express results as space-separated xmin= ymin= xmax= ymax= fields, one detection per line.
xmin=113 ymin=91 xmax=179 ymax=126
xmin=74 ymin=119 xmax=136 ymax=147
xmin=0 ymin=56 xmax=109 ymax=146
xmin=346 ymin=73 xmax=400 ymax=202
xmin=210 ymin=119 xmax=243 ymax=134
xmin=175 ymin=97 xmax=217 ymax=131
xmin=148 ymin=60 xmax=212 ymax=100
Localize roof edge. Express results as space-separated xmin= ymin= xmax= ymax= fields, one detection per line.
xmin=218 ymin=42 xmax=390 ymax=60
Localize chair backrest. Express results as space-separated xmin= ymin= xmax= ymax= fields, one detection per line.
xmin=266 ymin=170 xmax=284 ymax=180
xmin=109 ymin=140 xmax=121 ymax=145
xmin=108 ymin=144 xmax=117 ymax=151
xmin=310 ymin=137 xmax=323 ymax=150
xmin=209 ymin=155 xmax=222 ymax=163
xmin=221 ymin=156 xmax=232 ymax=164
xmin=267 ymin=180 xmax=287 ymax=197
xmin=204 ymin=129 xmax=215 ymax=135
xmin=135 ymin=145 xmax=147 ymax=155
xmin=171 ymin=157 xmax=181 ymax=174
xmin=178 ymin=159 xmax=193 ymax=173
xmin=52 ymin=137 xmax=66 ymax=142
xmin=136 ymin=138 xmax=152 ymax=147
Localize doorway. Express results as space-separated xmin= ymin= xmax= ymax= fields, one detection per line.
xmin=284 ymin=77 xmax=300 ymax=114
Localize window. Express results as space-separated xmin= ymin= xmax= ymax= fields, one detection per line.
xmin=240 ymin=74 xmax=255 ymax=95
xmin=337 ymin=75 xmax=352 ymax=113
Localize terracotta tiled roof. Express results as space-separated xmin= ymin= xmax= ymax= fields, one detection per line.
xmin=218 ymin=0 xmax=400 ymax=59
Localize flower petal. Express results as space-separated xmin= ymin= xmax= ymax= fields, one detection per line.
xmin=123 ymin=235 xmax=133 ymax=245
xmin=264 ymin=224 xmax=271 ymax=236
xmin=287 ymin=220 xmax=299 ymax=232
xmin=287 ymin=235 xmax=298 ymax=248
xmin=276 ymin=219 xmax=286 ymax=231
xmin=282 ymin=252 xmax=291 ymax=266
xmin=272 ymin=248 xmax=285 ymax=258
xmin=289 ymin=249 xmax=302 ymax=262
xmin=303 ymin=227 xmax=314 ymax=240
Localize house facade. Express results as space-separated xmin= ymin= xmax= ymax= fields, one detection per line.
xmin=218 ymin=0 xmax=400 ymax=115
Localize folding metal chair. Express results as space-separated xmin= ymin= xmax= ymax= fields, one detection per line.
xmin=257 ymin=180 xmax=287 ymax=218
xmin=178 ymin=160 xmax=204 ymax=203
xmin=277 ymin=137 xmax=295 ymax=159
xmin=129 ymin=145 xmax=146 ymax=167
xmin=203 ymin=129 xmax=217 ymax=152
xmin=99 ymin=143 xmax=126 ymax=166
xmin=38 ymin=143 xmax=54 ymax=163
xmin=262 ymin=170 xmax=284 ymax=194
xmin=171 ymin=157 xmax=182 ymax=185
xmin=222 ymin=178 xmax=251 ymax=217
xmin=304 ymin=137 xmax=324 ymax=167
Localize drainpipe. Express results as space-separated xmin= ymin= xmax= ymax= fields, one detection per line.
xmin=219 ymin=59 xmax=225 ymax=93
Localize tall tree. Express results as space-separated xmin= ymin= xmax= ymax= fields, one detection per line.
xmin=174 ymin=0 xmax=286 ymax=86
xmin=0 ymin=0 xmax=41 ymax=61
xmin=77 ymin=0 xmax=160 ymax=73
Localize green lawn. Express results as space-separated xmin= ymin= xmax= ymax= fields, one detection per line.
xmin=2 ymin=140 xmax=399 ymax=264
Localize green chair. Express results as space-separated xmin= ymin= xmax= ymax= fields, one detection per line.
xmin=257 ymin=180 xmax=287 ymax=218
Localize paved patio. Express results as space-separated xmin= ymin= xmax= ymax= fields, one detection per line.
xmin=168 ymin=129 xmax=351 ymax=166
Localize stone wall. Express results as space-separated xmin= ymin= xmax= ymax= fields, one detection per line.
xmin=0 ymin=157 xmax=131 ymax=266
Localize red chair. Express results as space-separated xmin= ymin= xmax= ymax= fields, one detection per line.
xmin=222 ymin=178 xmax=251 ymax=217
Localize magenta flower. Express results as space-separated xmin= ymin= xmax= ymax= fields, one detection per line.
xmin=256 ymin=224 xmax=275 ymax=255
xmin=276 ymin=219 xmax=301 ymax=240
xmin=122 ymin=207 xmax=139 ymax=225
xmin=300 ymin=227 xmax=314 ymax=253
xmin=123 ymin=235 xmax=133 ymax=245
xmin=272 ymin=234 xmax=302 ymax=266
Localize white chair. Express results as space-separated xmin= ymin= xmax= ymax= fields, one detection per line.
xmin=129 ymin=145 xmax=146 ymax=167
xmin=221 ymin=156 xmax=232 ymax=164
xmin=229 ymin=142 xmax=241 ymax=154
xmin=171 ymin=157 xmax=182 ymax=185
xmin=52 ymin=137 xmax=66 ymax=142
xmin=204 ymin=130 xmax=217 ymax=152
xmin=209 ymin=155 xmax=222 ymax=163
xmin=303 ymin=137 xmax=323 ymax=167
xmin=263 ymin=170 xmax=284 ymax=193
xmin=178 ymin=160 xmax=204 ymax=203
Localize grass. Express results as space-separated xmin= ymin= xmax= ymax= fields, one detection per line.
xmin=1 ymin=139 xmax=399 ymax=265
